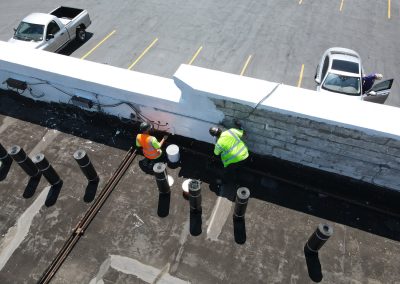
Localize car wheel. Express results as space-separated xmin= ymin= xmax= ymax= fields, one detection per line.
xmin=76 ymin=28 xmax=86 ymax=43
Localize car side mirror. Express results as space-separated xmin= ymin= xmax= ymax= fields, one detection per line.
xmin=46 ymin=34 xmax=54 ymax=40
xmin=315 ymin=78 xmax=321 ymax=84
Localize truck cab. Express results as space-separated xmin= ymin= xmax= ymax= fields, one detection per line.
xmin=9 ymin=7 xmax=91 ymax=53
xmin=10 ymin=14 xmax=68 ymax=52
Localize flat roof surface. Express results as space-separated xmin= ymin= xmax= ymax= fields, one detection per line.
xmin=1 ymin=92 xmax=400 ymax=284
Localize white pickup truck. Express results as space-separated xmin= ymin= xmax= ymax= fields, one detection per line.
xmin=9 ymin=6 xmax=91 ymax=52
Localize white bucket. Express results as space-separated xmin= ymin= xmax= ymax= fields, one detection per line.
xmin=166 ymin=144 xmax=180 ymax=163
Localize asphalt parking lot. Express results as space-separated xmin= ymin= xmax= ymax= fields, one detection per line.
xmin=0 ymin=0 xmax=399 ymax=106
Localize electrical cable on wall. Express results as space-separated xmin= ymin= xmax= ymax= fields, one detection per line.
xmin=9 ymin=76 xmax=178 ymax=130
xmin=239 ymin=83 xmax=281 ymax=119
xmin=28 ymin=87 xmax=45 ymax=98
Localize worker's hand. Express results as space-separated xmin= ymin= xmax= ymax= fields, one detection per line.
xmin=160 ymin=135 xmax=168 ymax=146
xmin=233 ymin=119 xmax=242 ymax=129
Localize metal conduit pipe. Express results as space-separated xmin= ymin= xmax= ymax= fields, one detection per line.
xmin=73 ymin=149 xmax=99 ymax=182
xmin=153 ymin=163 xmax=170 ymax=194
xmin=32 ymin=153 xmax=62 ymax=186
xmin=189 ymin=179 xmax=202 ymax=213
xmin=304 ymin=223 xmax=333 ymax=254
xmin=233 ymin=187 xmax=250 ymax=219
xmin=8 ymin=145 xmax=40 ymax=177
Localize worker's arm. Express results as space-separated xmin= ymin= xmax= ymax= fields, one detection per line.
xmin=159 ymin=135 xmax=168 ymax=147
xmin=151 ymin=137 xmax=162 ymax=149
xmin=232 ymin=128 xmax=244 ymax=139
xmin=214 ymin=142 xmax=223 ymax=156
xmin=233 ymin=119 xmax=245 ymax=138
xmin=135 ymin=136 xmax=141 ymax=147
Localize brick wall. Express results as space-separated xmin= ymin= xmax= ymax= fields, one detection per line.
xmin=211 ymin=98 xmax=400 ymax=190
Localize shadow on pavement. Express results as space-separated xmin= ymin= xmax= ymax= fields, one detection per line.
xmin=58 ymin=32 xmax=94 ymax=56
xmin=23 ymin=175 xmax=41 ymax=198
xmin=45 ymin=181 xmax=63 ymax=207
xmin=189 ymin=210 xmax=202 ymax=236
xmin=83 ymin=179 xmax=99 ymax=203
xmin=0 ymin=157 xmax=12 ymax=181
xmin=304 ymin=249 xmax=323 ymax=283
xmin=233 ymin=217 xmax=246 ymax=244
xmin=157 ymin=192 xmax=171 ymax=218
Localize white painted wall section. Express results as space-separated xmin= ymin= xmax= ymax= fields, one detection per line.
xmin=1 ymin=41 xmax=400 ymax=191
xmin=0 ymin=41 xmax=223 ymax=143
xmin=175 ymin=64 xmax=400 ymax=138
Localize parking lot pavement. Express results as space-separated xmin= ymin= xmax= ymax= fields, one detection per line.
xmin=0 ymin=1 xmax=398 ymax=106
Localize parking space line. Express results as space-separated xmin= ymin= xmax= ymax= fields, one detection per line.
xmin=81 ymin=30 xmax=116 ymax=60
xmin=188 ymin=46 xmax=203 ymax=65
xmin=388 ymin=0 xmax=391 ymax=19
xmin=297 ymin=64 xmax=304 ymax=88
xmin=128 ymin=38 xmax=158 ymax=70
xmin=240 ymin=55 xmax=253 ymax=76
xmin=339 ymin=0 xmax=344 ymax=11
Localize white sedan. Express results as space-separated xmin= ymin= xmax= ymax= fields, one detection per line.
xmin=314 ymin=47 xmax=393 ymax=104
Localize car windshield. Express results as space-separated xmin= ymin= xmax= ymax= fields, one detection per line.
xmin=14 ymin=22 xmax=44 ymax=42
xmin=322 ymin=73 xmax=361 ymax=96
xmin=331 ymin=59 xmax=359 ymax=74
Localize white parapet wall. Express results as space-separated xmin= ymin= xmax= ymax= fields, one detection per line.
xmin=1 ymin=41 xmax=400 ymax=191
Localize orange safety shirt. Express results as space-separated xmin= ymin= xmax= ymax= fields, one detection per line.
xmin=136 ymin=134 xmax=162 ymax=160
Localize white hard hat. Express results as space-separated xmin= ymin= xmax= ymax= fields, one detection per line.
xmin=375 ymin=73 xmax=383 ymax=80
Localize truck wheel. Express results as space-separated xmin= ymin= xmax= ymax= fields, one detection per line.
xmin=76 ymin=28 xmax=86 ymax=43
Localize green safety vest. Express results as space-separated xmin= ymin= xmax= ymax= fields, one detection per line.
xmin=214 ymin=128 xmax=249 ymax=167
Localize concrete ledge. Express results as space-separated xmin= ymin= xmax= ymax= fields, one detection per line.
xmin=1 ymin=40 xmax=400 ymax=191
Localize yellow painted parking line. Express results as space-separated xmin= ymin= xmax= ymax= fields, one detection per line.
xmin=297 ymin=64 xmax=304 ymax=88
xmin=340 ymin=0 xmax=344 ymax=11
xmin=188 ymin=46 xmax=203 ymax=65
xmin=128 ymin=38 xmax=158 ymax=70
xmin=80 ymin=30 xmax=116 ymax=60
xmin=388 ymin=0 xmax=391 ymax=19
xmin=240 ymin=55 xmax=252 ymax=76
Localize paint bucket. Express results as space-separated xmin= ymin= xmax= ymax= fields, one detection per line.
xmin=166 ymin=144 xmax=180 ymax=163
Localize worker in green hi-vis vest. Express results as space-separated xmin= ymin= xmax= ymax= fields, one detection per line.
xmin=209 ymin=119 xmax=249 ymax=188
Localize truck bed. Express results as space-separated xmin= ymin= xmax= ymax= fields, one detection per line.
xmin=50 ymin=6 xmax=84 ymax=20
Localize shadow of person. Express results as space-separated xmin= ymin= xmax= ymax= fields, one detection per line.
xmin=157 ymin=192 xmax=171 ymax=218
xmin=216 ymin=182 xmax=237 ymax=202
xmin=304 ymin=247 xmax=323 ymax=283
xmin=177 ymin=150 xmax=222 ymax=187
xmin=233 ymin=216 xmax=246 ymax=244
xmin=23 ymin=174 xmax=42 ymax=198
xmin=0 ymin=157 xmax=12 ymax=181
xmin=83 ymin=179 xmax=99 ymax=203
xmin=139 ymin=158 xmax=161 ymax=175
xmin=190 ymin=210 xmax=202 ymax=236
xmin=45 ymin=180 xmax=63 ymax=207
